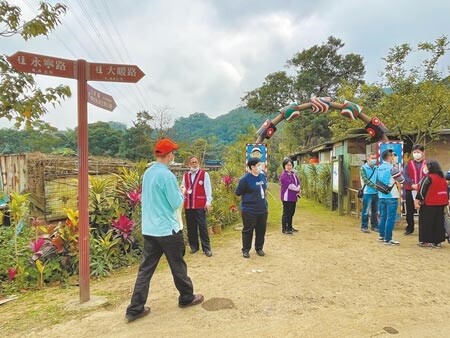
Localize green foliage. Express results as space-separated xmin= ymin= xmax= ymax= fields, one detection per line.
xmin=89 ymin=176 xmax=117 ymax=236
xmin=207 ymin=171 xmax=239 ymax=229
xmin=332 ymin=36 xmax=450 ymax=145
xmin=90 ymin=231 xmax=120 ymax=277
xmin=1 ymin=2 xmax=71 ymax=128
xmin=376 ymin=36 xmax=450 ymax=144
xmin=297 ymin=164 xmax=332 ymax=208
xmin=170 ymin=108 xmax=263 ymax=147
xmin=0 ymin=1 xmax=67 ymax=40
xmin=118 ymin=111 xmax=154 ymax=161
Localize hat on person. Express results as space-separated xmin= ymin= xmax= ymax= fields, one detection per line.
xmin=381 ymin=148 xmax=393 ymax=160
xmin=154 ymin=138 xmax=179 ymax=156
xmin=251 ymin=147 xmax=262 ymax=154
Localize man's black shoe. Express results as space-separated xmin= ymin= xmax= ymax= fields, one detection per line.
xmin=292 ymin=227 xmax=299 ymax=232
xmin=242 ymin=251 xmax=250 ymax=258
xmin=190 ymin=248 xmax=199 ymax=254
xmin=179 ymin=294 xmax=204 ymax=308
xmin=125 ymin=306 xmax=151 ymax=323
xmin=256 ymin=249 xmax=265 ymax=257
xmin=204 ymin=250 xmax=212 ymax=257
xmin=404 ymin=231 xmax=414 ymax=236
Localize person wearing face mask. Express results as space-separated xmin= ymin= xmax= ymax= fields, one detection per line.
xmin=125 ymin=138 xmax=204 ymax=323
xmin=181 ymin=156 xmax=213 ymax=257
xmin=279 ymin=157 xmax=301 ymax=234
xmin=403 ymin=144 xmax=426 ymax=235
xmin=377 ymin=149 xmax=405 ymax=246
xmin=359 ymin=153 xmax=379 ymax=233
xmin=235 ymin=157 xmax=268 ymax=258
xmin=414 ymin=160 xmax=449 ymax=248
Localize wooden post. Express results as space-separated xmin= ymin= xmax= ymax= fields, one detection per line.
xmin=77 ymin=59 xmax=90 ymax=303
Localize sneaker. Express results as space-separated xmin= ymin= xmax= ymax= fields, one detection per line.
xmin=377 ymin=237 xmax=385 ymax=242
xmin=417 ymin=242 xmax=432 ymax=248
xmin=432 ymin=243 xmax=442 ymax=249
xmin=125 ymin=306 xmax=151 ymax=323
xmin=384 ymin=240 xmax=400 ymax=246
xmin=361 ymin=228 xmax=371 ymax=233
xmin=242 ymin=251 xmax=250 ymax=258
xmin=371 ymin=227 xmax=379 ymax=232
xmin=282 ymin=230 xmax=293 ymax=235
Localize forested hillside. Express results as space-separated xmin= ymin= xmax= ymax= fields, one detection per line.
xmin=169 ymin=107 xmax=265 ymax=144
xmin=0 ymin=107 xmax=267 ymax=160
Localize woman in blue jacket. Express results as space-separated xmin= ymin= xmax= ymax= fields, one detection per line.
xmin=235 ymin=157 xmax=268 ymax=258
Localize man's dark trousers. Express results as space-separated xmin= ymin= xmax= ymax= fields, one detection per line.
xmin=126 ymin=231 xmax=194 ymax=316
xmin=185 ymin=208 xmax=211 ymax=253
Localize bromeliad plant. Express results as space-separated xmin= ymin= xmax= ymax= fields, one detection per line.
xmin=111 ymin=214 xmax=135 ymax=251
xmin=207 ymin=170 xmax=240 ymax=229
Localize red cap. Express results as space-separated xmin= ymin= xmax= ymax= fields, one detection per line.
xmin=154 ymin=138 xmax=179 ymax=156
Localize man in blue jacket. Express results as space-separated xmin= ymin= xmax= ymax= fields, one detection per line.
xmin=125 ymin=138 xmax=203 ymax=323
xmin=359 ymin=152 xmax=379 ymax=233
xmin=377 ymin=149 xmax=405 ymax=246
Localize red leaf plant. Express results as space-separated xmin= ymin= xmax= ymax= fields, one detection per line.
xmin=30 ymin=237 xmax=45 ymax=253
xmin=112 ymin=214 xmax=135 ymax=242
xmin=127 ymin=189 xmax=141 ymax=207
xmin=8 ymin=267 xmax=18 ymax=281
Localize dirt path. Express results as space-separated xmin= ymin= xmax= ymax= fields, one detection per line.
xmin=5 ymin=197 xmax=450 ymax=338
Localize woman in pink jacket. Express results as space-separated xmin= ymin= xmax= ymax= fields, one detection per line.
xmin=279 ymin=158 xmax=301 ymax=234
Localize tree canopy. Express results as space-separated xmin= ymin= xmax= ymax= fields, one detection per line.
xmin=242 ymin=36 xmax=366 ymax=149
xmin=0 ymin=1 xmax=71 ymax=128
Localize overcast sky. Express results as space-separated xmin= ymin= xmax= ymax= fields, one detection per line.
xmin=3 ymin=0 xmax=450 ymax=130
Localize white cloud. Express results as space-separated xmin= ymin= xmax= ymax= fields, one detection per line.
xmin=2 ymin=0 xmax=449 ymax=129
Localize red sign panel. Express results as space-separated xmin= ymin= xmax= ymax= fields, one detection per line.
xmin=7 ymin=51 xmax=76 ymax=79
xmin=87 ymin=85 xmax=117 ymax=111
xmin=88 ymin=62 xmax=145 ymax=83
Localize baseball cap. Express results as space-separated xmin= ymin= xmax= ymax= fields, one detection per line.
xmin=154 ymin=138 xmax=179 ymax=156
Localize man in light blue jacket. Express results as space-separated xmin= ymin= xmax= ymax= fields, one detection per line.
xmin=377 ymin=149 xmax=405 ymax=246
xmin=360 ymin=153 xmax=379 ymax=233
xmin=126 ymin=138 xmax=204 ymax=323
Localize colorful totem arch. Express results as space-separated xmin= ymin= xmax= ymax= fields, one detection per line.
xmin=255 ymin=97 xmax=389 ymax=143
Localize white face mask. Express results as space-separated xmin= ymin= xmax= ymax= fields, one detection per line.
xmin=412 ymin=152 xmax=422 ymax=160
xmin=369 ymin=159 xmax=377 ymax=166
xmin=423 ymin=167 xmax=429 ymax=175
xmin=190 ymin=167 xmax=198 ymax=173
xmin=256 ymin=165 xmax=263 ymax=174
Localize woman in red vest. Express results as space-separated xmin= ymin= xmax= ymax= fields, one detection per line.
xmin=414 ymin=160 xmax=449 ymax=248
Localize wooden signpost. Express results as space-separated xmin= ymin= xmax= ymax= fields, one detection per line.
xmin=8 ymin=51 xmax=145 ymax=303
xmin=87 ymin=84 xmax=117 ymax=111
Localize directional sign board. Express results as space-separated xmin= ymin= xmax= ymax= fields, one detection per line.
xmin=7 ymin=51 xmax=76 ymax=79
xmin=8 ymin=50 xmax=145 ymax=304
xmin=88 ymin=62 xmax=145 ymax=83
xmin=87 ymin=84 xmax=117 ymax=111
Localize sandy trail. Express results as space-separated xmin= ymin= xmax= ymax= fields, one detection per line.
xmin=7 ymin=199 xmax=450 ymax=338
